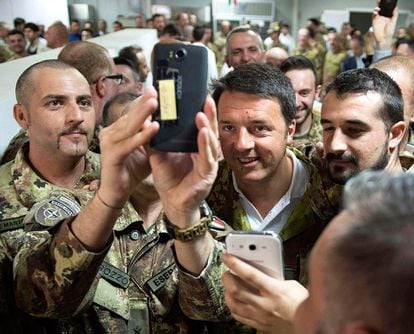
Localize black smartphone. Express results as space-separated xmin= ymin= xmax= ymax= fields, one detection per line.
xmin=379 ymin=0 xmax=397 ymax=18
xmin=151 ymin=43 xmax=208 ymax=152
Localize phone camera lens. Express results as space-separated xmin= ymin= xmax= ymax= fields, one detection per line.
xmin=175 ymin=48 xmax=187 ymax=59
xmin=249 ymin=244 xmax=256 ymax=251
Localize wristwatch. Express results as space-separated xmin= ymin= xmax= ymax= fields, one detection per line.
xmin=165 ymin=201 xmax=213 ymax=242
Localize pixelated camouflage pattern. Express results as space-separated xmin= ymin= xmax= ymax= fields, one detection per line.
xmin=205 ymin=148 xmax=341 ymax=333
xmin=0 ymin=129 xmax=28 ymax=165
xmin=0 ymin=127 xmax=101 ymax=165
xmin=178 ymin=239 xmax=230 ymax=322
xmin=293 ymin=43 xmax=325 ymax=85
xmin=292 ymin=110 xmax=322 ymax=158
xmin=0 ymin=145 xmax=102 ymax=333
xmin=322 ymin=50 xmax=347 ymax=90
xmin=207 ymin=147 xmax=341 ymax=284
xmin=400 ymin=150 xmax=414 ymax=172
xmin=6 ymin=146 xmax=227 ymax=333
xmin=0 ymin=43 xmax=15 ymax=63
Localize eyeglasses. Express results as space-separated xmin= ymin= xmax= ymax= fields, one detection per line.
xmin=105 ymin=74 xmax=123 ymax=85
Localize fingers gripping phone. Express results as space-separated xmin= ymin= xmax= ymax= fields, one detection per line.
xmin=151 ymin=43 xmax=208 ymax=152
xmin=225 ymin=231 xmax=284 ymax=279
xmin=379 ymin=0 xmax=397 ymax=18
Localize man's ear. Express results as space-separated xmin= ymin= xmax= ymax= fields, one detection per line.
xmin=13 ymin=104 xmax=29 ymax=129
xmin=136 ymin=82 xmax=143 ymax=96
xmin=94 ymin=76 xmax=106 ymax=98
xmin=286 ymin=119 xmax=296 ymax=145
xmin=388 ymin=121 xmax=406 ymax=152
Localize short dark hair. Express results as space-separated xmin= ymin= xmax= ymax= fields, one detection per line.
xmin=14 ymin=17 xmax=25 ymax=27
xmin=16 ymin=60 xmax=76 ymax=106
xmin=113 ymin=56 xmax=140 ymax=82
xmin=308 ymin=18 xmax=321 ymax=26
xmin=212 ymin=63 xmax=296 ymax=124
xmin=119 ymin=46 xmax=140 ymax=68
xmin=279 ymin=55 xmax=317 ymax=80
xmin=395 ymin=37 xmax=414 ymax=53
xmin=306 ymin=26 xmax=315 ymax=39
xmin=24 ymin=22 xmax=39 ymax=32
xmin=151 ymin=13 xmax=165 ymax=21
xmin=325 ymin=68 xmax=403 ymax=130
xmin=350 ymin=35 xmax=365 ymax=47
xmin=161 ymin=23 xmax=180 ymax=37
xmin=103 ymin=92 xmax=138 ymax=127
xmin=193 ymin=25 xmax=205 ymax=42
xmin=7 ymin=29 xmax=24 ymax=38
xmin=322 ymin=171 xmax=414 ymax=333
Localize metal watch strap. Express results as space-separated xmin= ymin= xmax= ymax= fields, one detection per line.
xmin=166 ymin=216 xmax=211 ymax=242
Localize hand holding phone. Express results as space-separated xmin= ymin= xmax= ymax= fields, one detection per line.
xmin=151 ymin=43 xmax=208 ymax=152
xmin=225 ymin=231 xmax=284 ymax=279
xmin=379 ymin=0 xmax=397 ymax=18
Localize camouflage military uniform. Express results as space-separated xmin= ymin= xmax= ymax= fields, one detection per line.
xmin=293 ymin=44 xmax=325 ymax=85
xmin=322 ymin=50 xmax=347 ymax=90
xmin=292 ymin=110 xmax=322 ymax=158
xmin=207 ymin=148 xmax=341 ymax=284
xmin=205 ymin=148 xmax=341 ymax=333
xmin=400 ymin=151 xmax=414 ymax=172
xmin=0 ymin=144 xmax=104 ymax=333
xmin=4 ymin=145 xmax=228 ymax=333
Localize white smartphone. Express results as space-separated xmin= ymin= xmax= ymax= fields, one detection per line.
xmin=225 ymin=231 xmax=284 ymax=279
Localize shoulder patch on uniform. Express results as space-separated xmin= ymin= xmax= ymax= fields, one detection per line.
xmin=0 ymin=216 xmax=25 ymax=232
xmin=146 ymin=263 xmax=176 ymax=293
xmin=34 ymin=194 xmax=81 ymax=227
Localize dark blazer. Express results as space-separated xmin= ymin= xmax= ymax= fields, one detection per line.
xmin=342 ymin=54 xmax=373 ymax=72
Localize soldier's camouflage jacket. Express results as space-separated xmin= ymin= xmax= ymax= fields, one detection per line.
xmin=205 ymin=148 xmax=341 ymax=333
xmin=1 ymin=146 xmax=229 ymax=334
xmin=291 ymin=111 xmax=322 ymax=158
xmin=207 ymin=148 xmax=341 ymax=285
xmin=293 ymin=43 xmax=326 ymax=85
xmin=0 ymin=146 xmax=103 ymax=333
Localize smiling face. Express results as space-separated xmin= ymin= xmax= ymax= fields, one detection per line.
xmin=285 ymin=69 xmax=317 ymax=126
xmin=321 ymin=91 xmax=392 ymax=184
xmin=8 ymin=32 xmax=26 ymax=55
xmin=218 ymin=91 xmax=295 ymax=188
xmin=226 ymin=31 xmax=264 ymax=68
xmin=15 ymin=67 xmax=95 ymax=160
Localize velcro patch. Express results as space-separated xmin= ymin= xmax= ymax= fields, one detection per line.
xmin=0 ymin=216 xmax=25 ymax=232
xmin=99 ymin=261 xmax=130 ymax=289
xmin=146 ymin=263 xmax=176 ymax=293
xmin=34 ymin=194 xmax=81 ymax=227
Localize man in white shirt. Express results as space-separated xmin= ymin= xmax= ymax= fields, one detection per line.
xmin=207 ymin=63 xmax=339 ymax=284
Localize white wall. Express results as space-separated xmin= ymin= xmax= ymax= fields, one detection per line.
xmin=0 ymin=0 xmax=69 ymax=28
